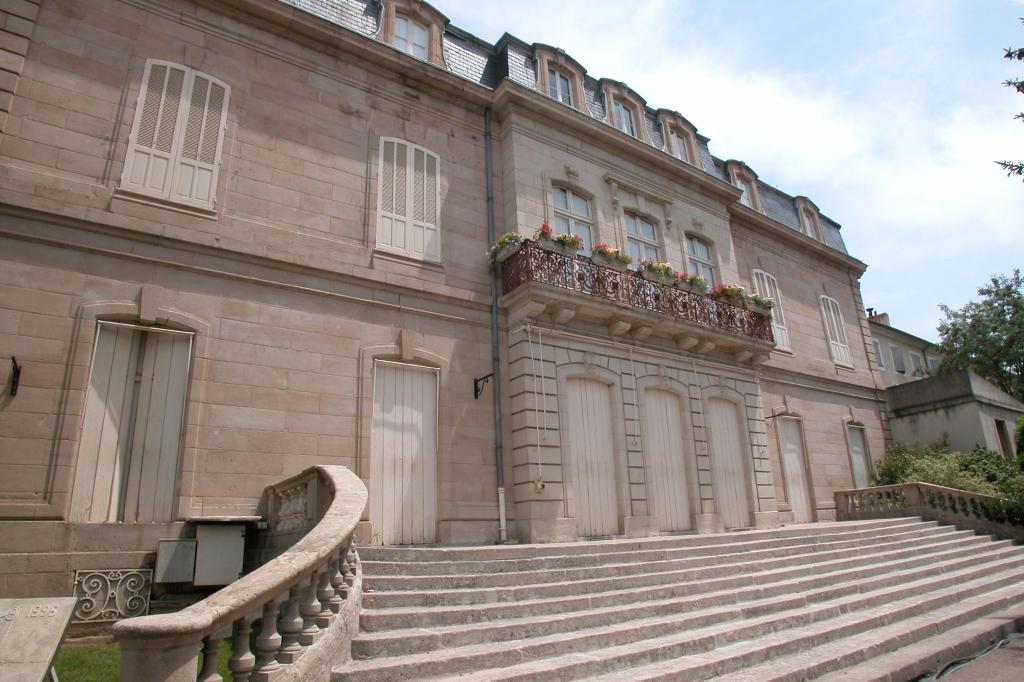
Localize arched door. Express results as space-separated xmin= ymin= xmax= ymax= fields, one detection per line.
xmin=706 ymin=397 xmax=752 ymax=529
xmin=563 ymin=377 xmax=618 ymax=537
xmin=643 ymin=389 xmax=692 ymax=531
xmin=370 ymin=361 xmax=438 ymax=545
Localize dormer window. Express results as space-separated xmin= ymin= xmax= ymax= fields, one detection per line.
xmin=548 ymin=68 xmax=572 ymax=106
xmin=726 ymin=160 xmax=763 ymax=213
xmin=613 ymin=99 xmax=636 ymax=137
xmin=394 ymin=15 xmax=428 ymax=60
xmin=737 ymin=178 xmax=755 ymax=208
xmin=669 ymin=130 xmax=692 ymax=163
xmin=795 ymin=197 xmax=823 ymax=241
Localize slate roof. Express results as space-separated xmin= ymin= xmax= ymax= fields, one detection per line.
xmin=284 ymin=0 xmax=851 ymax=257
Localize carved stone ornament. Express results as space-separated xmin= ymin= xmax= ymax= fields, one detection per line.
xmin=275 ymin=482 xmax=310 ymax=533
xmin=72 ymin=569 xmax=152 ymax=623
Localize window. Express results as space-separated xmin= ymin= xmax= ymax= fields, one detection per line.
xmin=909 ymin=352 xmax=925 ymax=377
xmin=820 ymin=296 xmax=852 ymax=366
xmin=547 ymin=68 xmax=572 ymax=106
xmin=669 ymin=130 xmax=692 ymax=164
xmin=685 ymin=235 xmax=716 ymax=286
xmin=551 ymin=186 xmax=593 ymax=255
xmin=890 ymin=345 xmax=906 ymax=374
xmin=872 ymin=339 xmax=886 ymax=369
xmin=927 ymin=356 xmax=940 ymax=373
xmin=799 ymin=208 xmax=820 ymax=240
xmin=394 ymin=16 xmax=428 ymax=59
xmin=846 ymin=424 xmax=871 ymax=488
xmin=995 ymin=419 xmax=1014 ymax=458
xmin=121 ymin=60 xmax=229 ymax=210
xmin=624 ymin=214 xmax=659 ymax=264
xmin=378 ymin=138 xmax=440 ymax=262
xmin=71 ymin=322 xmax=193 ymax=522
xmin=736 ymin=177 xmax=754 ymax=208
xmin=613 ymin=99 xmax=636 ymax=137
xmin=752 ymin=270 xmax=790 ymax=350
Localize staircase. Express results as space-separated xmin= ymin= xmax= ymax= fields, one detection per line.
xmin=333 ymin=519 xmax=1024 ymax=681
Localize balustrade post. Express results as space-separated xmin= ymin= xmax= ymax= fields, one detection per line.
xmin=326 ymin=553 xmax=344 ymax=612
xmin=344 ymin=545 xmax=357 ymax=586
xmin=299 ymin=572 xmax=323 ymax=645
xmin=197 ymin=633 xmax=225 ymax=682
xmin=903 ymin=484 xmax=923 ymax=516
xmin=252 ymin=595 xmax=285 ymax=678
xmin=835 ymin=491 xmax=849 ymax=520
xmin=276 ymin=583 xmax=305 ymax=664
xmin=228 ymin=616 xmax=257 ymax=682
xmin=316 ymin=564 xmax=337 ymax=627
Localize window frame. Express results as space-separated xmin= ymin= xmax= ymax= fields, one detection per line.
xmin=820 ymin=295 xmax=853 ymax=367
xmin=890 ymin=344 xmax=906 ymax=374
xmin=624 ymin=212 xmax=660 ymax=265
xmin=613 ymin=99 xmax=636 ymax=137
xmin=376 ymin=137 xmax=442 ymax=263
xmin=909 ymin=351 xmax=925 ymax=377
xmin=394 ymin=15 xmax=429 ymax=60
xmin=550 ymin=185 xmax=595 ymax=256
xmin=752 ymin=269 xmax=790 ymax=351
xmin=119 ymin=59 xmax=230 ymax=212
xmin=684 ymin=234 xmax=716 ymax=287
xmin=547 ymin=67 xmax=573 ymax=106
xmin=872 ymin=339 xmax=886 ymax=369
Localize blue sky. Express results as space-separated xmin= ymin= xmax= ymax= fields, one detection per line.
xmin=442 ymin=0 xmax=1024 ymax=341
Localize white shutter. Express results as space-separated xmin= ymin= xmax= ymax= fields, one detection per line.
xmin=752 ymin=270 xmax=789 ymax=349
xmin=170 ymin=74 xmax=229 ymax=208
xmin=122 ymin=61 xmax=186 ymax=197
xmin=820 ymin=296 xmax=852 ymax=366
xmin=706 ymin=398 xmax=752 ymax=529
xmin=378 ymin=138 xmax=441 ymax=262
xmin=121 ymin=60 xmax=229 ymax=209
xmin=564 ymin=378 xmax=618 ymax=537
xmin=778 ymin=417 xmax=813 ymax=523
xmin=847 ymin=425 xmax=870 ymax=488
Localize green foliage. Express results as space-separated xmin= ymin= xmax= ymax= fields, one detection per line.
xmin=936 ymin=270 xmax=1024 ymax=403
xmin=1016 ymin=415 xmax=1024 ymax=465
xmin=871 ymin=442 xmax=1024 ymax=497
xmin=54 ymin=640 xmax=233 ymax=681
xmin=997 ymin=18 xmax=1024 ymax=179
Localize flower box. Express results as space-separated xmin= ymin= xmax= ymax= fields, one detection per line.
xmin=492 ymin=241 xmax=522 ymax=263
xmin=748 ymin=302 xmax=772 ymax=316
xmin=640 ymin=269 xmax=673 ymax=285
xmin=592 ymin=252 xmax=628 ymax=271
xmin=537 ymin=238 xmax=579 ymax=256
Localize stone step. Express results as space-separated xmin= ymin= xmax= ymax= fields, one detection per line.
xmin=359 ymin=519 xmax=934 ymax=576
xmin=442 ymin=562 xmax=1024 ymax=682
xmin=361 ymin=523 xmax=957 ymax=591
xmin=357 ymin=518 xmax=922 ymax=564
xmin=351 ymin=541 xmax=1020 ymax=659
xmin=359 ymin=532 xmax=1000 ymax=632
xmin=362 ymin=530 xmax=990 ymax=608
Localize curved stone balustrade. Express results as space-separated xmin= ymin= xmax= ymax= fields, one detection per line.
xmin=113 ymin=465 xmax=368 ymax=682
xmin=835 ymin=482 xmax=1024 ymax=542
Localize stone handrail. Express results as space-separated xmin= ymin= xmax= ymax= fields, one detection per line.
xmin=835 ymin=481 xmax=1024 ymax=542
xmin=113 ymin=465 xmax=368 ymax=681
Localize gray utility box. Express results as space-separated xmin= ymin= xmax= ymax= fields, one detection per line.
xmin=155 ymin=539 xmax=197 ymax=583
xmin=194 ymin=524 xmax=246 ymax=586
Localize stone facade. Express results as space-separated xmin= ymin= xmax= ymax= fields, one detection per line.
xmin=0 ymin=0 xmax=889 ymax=600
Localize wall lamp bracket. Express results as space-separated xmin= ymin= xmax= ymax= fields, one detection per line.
xmin=473 ymin=373 xmax=493 ymax=400
xmin=10 ymin=357 xmax=21 ymax=396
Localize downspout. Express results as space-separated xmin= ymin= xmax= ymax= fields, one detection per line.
xmin=484 ymin=107 xmax=508 ymax=543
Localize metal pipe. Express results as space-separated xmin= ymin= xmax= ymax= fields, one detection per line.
xmin=484 ymin=107 xmax=508 ymax=543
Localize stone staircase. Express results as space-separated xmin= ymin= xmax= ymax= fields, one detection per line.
xmin=332 ymin=519 xmax=1024 ymax=681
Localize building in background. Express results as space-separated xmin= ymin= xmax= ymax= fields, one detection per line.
xmin=0 ymin=0 xmax=888 ymax=610
xmin=867 ymin=310 xmax=942 ymax=387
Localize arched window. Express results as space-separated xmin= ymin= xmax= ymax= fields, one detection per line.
xmin=120 ymin=60 xmax=230 ymax=210
xmin=685 ymin=235 xmax=716 ymax=286
xmin=377 ymin=138 xmax=441 ymax=262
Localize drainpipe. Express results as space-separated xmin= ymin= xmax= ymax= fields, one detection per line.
xmin=484 ymin=107 xmax=508 ymax=543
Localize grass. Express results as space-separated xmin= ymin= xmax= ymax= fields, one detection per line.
xmin=54 ymin=640 xmax=233 ymax=681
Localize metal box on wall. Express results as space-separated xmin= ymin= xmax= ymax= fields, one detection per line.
xmin=154 ymin=539 xmax=197 ymax=583
xmin=193 ymin=524 xmax=245 ymax=586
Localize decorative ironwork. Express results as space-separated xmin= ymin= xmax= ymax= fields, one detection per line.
xmin=72 ymin=569 xmax=152 ymax=623
xmin=501 ymin=240 xmax=775 ymax=343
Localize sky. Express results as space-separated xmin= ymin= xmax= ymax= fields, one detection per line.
xmin=440 ymin=0 xmax=1024 ymax=342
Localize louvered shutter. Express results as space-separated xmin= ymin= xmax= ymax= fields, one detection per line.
xmin=378 ymin=138 xmax=441 ymax=262
xmin=170 ymin=74 xmax=229 ymax=207
xmin=123 ymin=61 xmax=186 ymax=197
xmin=752 ymin=270 xmax=789 ymax=349
xmin=820 ymin=296 xmax=852 ymax=366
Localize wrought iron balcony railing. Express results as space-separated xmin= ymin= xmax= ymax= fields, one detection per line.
xmin=500 ymin=240 xmax=775 ymax=344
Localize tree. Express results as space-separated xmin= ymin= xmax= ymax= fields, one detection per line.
xmin=937 ymin=270 xmax=1024 ymax=402
xmin=997 ymin=18 xmax=1024 ymax=180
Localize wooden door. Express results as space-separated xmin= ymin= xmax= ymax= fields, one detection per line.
xmin=643 ymin=389 xmax=692 ymax=531
xmin=847 ymin=425 xmax=871 ymax=488
xmin=564 ymin=378 xmax=618 ymax=537
xmin=778 ymin=417 xmax=813 ymax=523
xmin=706 ymin=397 xmax=752 ymax=529
xmin=370 ymin=361 xmax=439 ymax=545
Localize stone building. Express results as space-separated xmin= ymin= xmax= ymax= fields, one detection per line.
xmin=867 ymin=310 xmax=942 ymax=387
xmin=0 ymin=0 xmax=889 ymax=603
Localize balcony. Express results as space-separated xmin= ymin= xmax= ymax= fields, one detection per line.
xmin=500 ymin=240 xmax=775 ymax=362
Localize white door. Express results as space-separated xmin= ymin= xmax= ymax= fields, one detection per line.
xmin=71 ymin=323 xmax=192 ymax=522
xmin=706 ymin=398 xmax=752 ymax=529
xmin=564 ymin=378 xmax=618 ymax=537
xmin=370 ymin=361 xmax=438 ymax=545
xmin=778 ymin=417 xmax=813 ymax=523
xmin=643 ymin=389 xmax=692 ymax=531
xmin=847 ymin=425 xmax=871 ymax=488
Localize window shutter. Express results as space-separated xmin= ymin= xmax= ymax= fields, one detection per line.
xmin=753 ymin=270 xmax=789 ymax=349
xmin=170 ymin=74 xmax=229 ymax=207
xmin=820 ymin=296 xmax=852 ymax=366
xmin=378 ymin=138 xmax=440 ymax=262
xmin=123 ymin=61 xmax=186 ymax=196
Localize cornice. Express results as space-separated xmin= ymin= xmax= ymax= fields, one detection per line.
xmin=492 ymin=80 xmax=743 ymax=206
